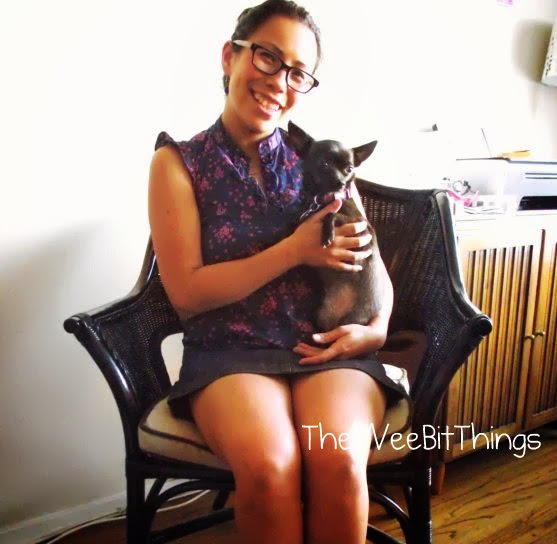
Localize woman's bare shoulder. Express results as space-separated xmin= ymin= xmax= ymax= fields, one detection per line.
xmin=150 ymin=144 xmax=191 ymax=186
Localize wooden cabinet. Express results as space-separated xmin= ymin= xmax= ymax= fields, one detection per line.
xmin=443 ymin=213 xmax=557 ymax=461
xmin=526 ymin=223 xmax=557 ymax=428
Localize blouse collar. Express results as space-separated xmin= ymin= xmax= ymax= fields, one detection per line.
xmin=211 ymin=117 xmax=282 ymax=168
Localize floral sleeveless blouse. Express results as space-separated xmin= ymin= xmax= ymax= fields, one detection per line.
xmin=155 ymin=118 xmax=320 ymax=350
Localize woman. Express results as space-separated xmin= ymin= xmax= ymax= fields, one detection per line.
xmin=148 ymin=1 xmax=404 ymax=542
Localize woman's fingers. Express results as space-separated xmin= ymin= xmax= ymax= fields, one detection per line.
xmin=312 ymin=327 xmax=349 ymax=344
xmin=296 ymin=343 xmax=340 ymax=364
xmin=294 ymin=205 xmax=373 ymax=270
xmin=330 ymin=247 xmax=373 ymax=264
xmin=322 ymin=260 xmax=368 ymax=272
xmin=333 ymin=232 xmax=372 ymax=249
xmin=335 ymin=220 xmax=368 ymax=236
xmin=330 ymin=220 xmax=372 ymax=250
xmin=293 ymin=342 xmax=321 ymax=356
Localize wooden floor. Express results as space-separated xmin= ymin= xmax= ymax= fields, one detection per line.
xmin=42 ymin=427 xmax=557 ymax=544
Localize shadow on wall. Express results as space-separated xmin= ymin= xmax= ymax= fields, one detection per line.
xmin=0 ymin=224 xmax=126 ymax=527
xmin=512 ymin=20 xmax=553 ymax=82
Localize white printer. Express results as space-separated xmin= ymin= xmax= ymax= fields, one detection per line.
xmin=453 ymin=158 xmax=557 ymax=211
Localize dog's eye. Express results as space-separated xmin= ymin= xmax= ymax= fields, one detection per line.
xmin=321 ymin=160 xmax=330 ymax=168
xmin=344 ymin=165 xmax=354 ymax=174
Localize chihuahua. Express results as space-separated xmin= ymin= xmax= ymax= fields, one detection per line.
xmin=288 ymin=121 xmax=384 ymax=331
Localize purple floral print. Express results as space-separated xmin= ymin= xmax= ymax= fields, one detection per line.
xmin=155 ymin=117 xmax=320 ymax=350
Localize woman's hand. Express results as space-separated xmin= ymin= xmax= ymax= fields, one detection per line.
xmin=293 ymin=321 xmax=387 ymax=365
xmin=287 ymin=199 xmax=373 ymax=272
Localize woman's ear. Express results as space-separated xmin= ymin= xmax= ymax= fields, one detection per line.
xmin=222 ymin=41 xmax=233 ymax=76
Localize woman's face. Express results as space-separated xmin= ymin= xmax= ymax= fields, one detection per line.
xmin=222 ymin=15 xmax=318 ymax=141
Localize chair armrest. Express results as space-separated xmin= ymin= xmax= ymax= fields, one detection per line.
xmin=64 ymin=241 xmax=181 ymax=453
xmin=64 ymin=297 xmax=147 ymax=424
xmin=394 ymin=192 xmax=492 ymax=427
xmin=356 ymin=179 xmax=492 ymax=429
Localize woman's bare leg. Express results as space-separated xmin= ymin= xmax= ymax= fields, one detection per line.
xmin=190 ymin=373 xmax=303 ymax=544
xmin=291 ymin=368 xmax=387 ymax=544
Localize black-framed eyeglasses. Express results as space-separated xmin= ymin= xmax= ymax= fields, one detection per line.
xmin=232 ymin=39 xmax=319 ymax=94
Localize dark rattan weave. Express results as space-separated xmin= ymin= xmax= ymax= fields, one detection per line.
xmin=64 ymin=179 xmax=491 ymax=544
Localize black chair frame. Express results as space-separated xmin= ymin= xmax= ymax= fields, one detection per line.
xmin=64 ymin=179 xmax=492 ymax=543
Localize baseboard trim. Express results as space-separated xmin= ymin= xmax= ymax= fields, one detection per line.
xmin=0 ymin=491 xmax=126 ymax=544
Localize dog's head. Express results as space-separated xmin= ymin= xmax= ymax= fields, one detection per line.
xmin=287 ymin=121 xmax=377 ymax=196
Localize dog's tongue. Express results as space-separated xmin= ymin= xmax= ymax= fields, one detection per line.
xmin=318 ymin=187 xmax=351 ymax=205
xmin=318 ymin=192 xmax=336 ymax=205
xmin=333 ymin=190 xmax=347 ymax=200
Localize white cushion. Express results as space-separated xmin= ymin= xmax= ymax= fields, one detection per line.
xmin=139 ymin=364 xmax=411 ymax=468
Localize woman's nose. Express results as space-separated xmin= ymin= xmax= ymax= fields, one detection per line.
xmin=264 ymin=68 xmax=289 ymax=92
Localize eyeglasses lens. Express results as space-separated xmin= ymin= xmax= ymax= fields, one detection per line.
xmin=252 ymin=46 xmax=314 ymax=93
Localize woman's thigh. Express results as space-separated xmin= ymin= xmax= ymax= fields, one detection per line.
xmin=290 ymin=368 xmax=387 ymax=465
xmin=189 ymin=373 xmax=300 ymax=472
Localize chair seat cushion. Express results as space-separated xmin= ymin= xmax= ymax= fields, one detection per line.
xmin=138 ymin=363 xmax=413 ymax=468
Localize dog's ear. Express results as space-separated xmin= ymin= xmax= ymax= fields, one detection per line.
xmin=287 ymin=121 xmax=314 ymax=157
xmin=352 ymin=141 xmax=378 ymax=167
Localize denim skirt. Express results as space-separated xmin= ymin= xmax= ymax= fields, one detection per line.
xmin=167 ymin=347 xmax=408 ymax=420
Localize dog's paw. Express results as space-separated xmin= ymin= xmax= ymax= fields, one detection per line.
xmin=321 ymin=213 xmax=335 ymax=247
xmin=321 ymin=228 xmax=335 ymax=247
xmin=321 ymin=234 xmax=334 ymax=247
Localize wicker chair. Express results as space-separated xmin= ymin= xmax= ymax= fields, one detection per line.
xmin=64 ymin=179 xmax=492 ymax=544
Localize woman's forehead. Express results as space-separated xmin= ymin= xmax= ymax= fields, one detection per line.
xmin=248 ymin=15 xmax=318 ymax=69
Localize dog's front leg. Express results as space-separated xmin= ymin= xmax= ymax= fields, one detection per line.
xmin=321 ymin=212 xmax=336 ymax=247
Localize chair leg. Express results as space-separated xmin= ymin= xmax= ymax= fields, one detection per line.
xmin=430 ymin=462 xmax=445 ymax=495
xmin=407 ymin=468 xmax=432 ymax=544
xmin=126 ymin=467 xmax=148 ymax=544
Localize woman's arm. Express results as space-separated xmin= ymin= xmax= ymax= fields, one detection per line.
xmin=148 ymin=146 xmax=372 ymax=319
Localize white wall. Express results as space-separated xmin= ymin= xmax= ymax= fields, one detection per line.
xmin=1 ymin=0 xmax=556 ymax=540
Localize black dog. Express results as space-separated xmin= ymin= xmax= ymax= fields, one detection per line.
xmin=288 ymin=121 xmax=384 ymax=331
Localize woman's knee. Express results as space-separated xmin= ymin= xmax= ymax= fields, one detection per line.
xmin=233 ymin=443 xmax=302 ymax=503
xmin=301 ymin=428 xmax=371 ymax=496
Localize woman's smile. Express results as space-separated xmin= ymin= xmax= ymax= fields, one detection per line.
xmin=252 ymin=90 xmax=283 ymax=114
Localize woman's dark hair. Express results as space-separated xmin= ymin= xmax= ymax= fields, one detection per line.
xmin=223 ymin=0 xmax=322 ymax=94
